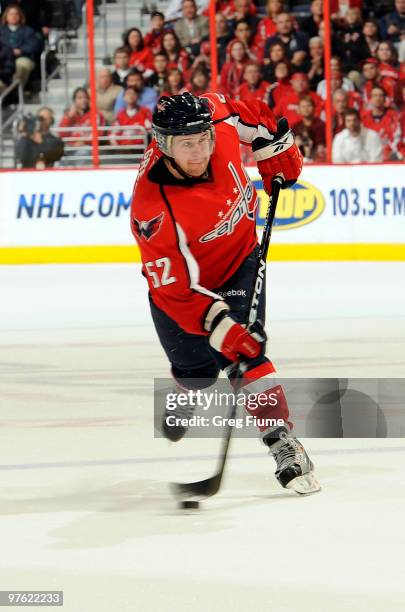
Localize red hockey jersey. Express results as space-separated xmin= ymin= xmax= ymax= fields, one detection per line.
xmin=361 ymin=108 xmax=401 ymax=160
xmin=130 ymin=93 xmax=278 ymax=335
xmin=113 ymin=106 xmax=152 ymax=146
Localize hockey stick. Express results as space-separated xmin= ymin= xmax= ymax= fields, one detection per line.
xmin=171 ymin=176 xmax=284 ymax=501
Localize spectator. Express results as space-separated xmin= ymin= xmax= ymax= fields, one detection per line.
xmin=0 ymin=36 xmax=15 ymax=92
xmin=330 ymin=0 xmax=363 ymax=22
xmin=111 ymin=86 xmax=152 ymax=151
xmin=332 ymin=88 xmax=350 ymax=134
xmin=300 ymin=0 xmax=323 ymax=38
xmin=0 ymin=4 xmax=42 ymax=86
xmin=232 ymin=18 xmax=263 ymax=61
xmin=361 ymin=58 xmax=391 ymax=108
xmin=144 ymin=11 xmax=167 ymax=54
xmin=236 ymin=61 xmax=272 ymax=103
xmin=361 ymin=18 xmax=381 ymax=58
xmin=362 ymin=85 xmax=401 ymax=159
xmin=332 ymin=108 xmax=383 ymax=163
xmin=39 ymin=0 xmax=80 ymax=50
xmin=262 ymin=41 xmax=287 ymax=81
xmin=227 ymin=0 xmax=260 ymax=37
xmin=254 ymin=0 xmax=284 ymax=55
xmin=174 ymin=0 xmax=209 ymax=55
xmin=397 ymin=83 xmax=405 ymax=158
xmin=0 ymin=0 xmax=42 ymax=31
xmin=216 ymin=12 xmax=232 ymax=68
xmin=268 ymin=60 xmax=294 ymax=107
xmin=161 ymin=67 xmax=187 ymax=96
xmin=114 ymin=69 xmax=158 ymax=114
xmin=15 ymin=106 xmax=64 ymax=168
xmin=293 ymin=95 xmax=326 ymax=162
xmin=334 ymin=7 xmax=369 ymax=79
xmin=220 ymin=39 xmax=249 ymax=97
xmin=111 ymin=47 xmax=131 ymax=87
xmin=264 ymin=13 xmax=309 ymax=71
xmin=161 ymin=30 xmax=190 ymax=73
xmin=146 ymin=52 xmax=169 ymax=94
xmin=165 ymin=0 xmax=208 ymax=21
xmin=59 ymin=87 xmax=106 ymax=163
xmin=379 ymin=0 xmax=405 ymax=45
xmin=94 ymin=67 xmax=122 ymax=123
xmin=124 ymin=27 xmax=154 ymax=77
xmin=376 ymin=40 xmax=400 ymax=99
xmin=307 ymin=36 xmax=324 ymax=89
xmin=317 ymin=60 xmax=356 ymax=98
xmin=187 ymin=66 xmax=209 ymax=95
xmin=274 ymin=72 xmax=324 ymax=126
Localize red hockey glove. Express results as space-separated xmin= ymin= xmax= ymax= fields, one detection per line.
xmin=252 ymin=118 xmax=303 ymax=196
xmin=205 ymin=303 xmax=263 ymax=362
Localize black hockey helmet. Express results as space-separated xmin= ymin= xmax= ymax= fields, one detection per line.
xmin=152 ymin=92 xmax=214 ymax=156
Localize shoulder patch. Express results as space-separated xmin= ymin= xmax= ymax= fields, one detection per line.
xmin=132 ymin=212 xmax=165 ymax=241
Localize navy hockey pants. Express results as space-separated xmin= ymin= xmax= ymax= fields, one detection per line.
xmin=149 ymin=246 xmax=268 ymax=389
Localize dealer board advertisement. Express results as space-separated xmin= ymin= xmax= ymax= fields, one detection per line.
xmin=0 ymin=164 xmax=403 ymax=261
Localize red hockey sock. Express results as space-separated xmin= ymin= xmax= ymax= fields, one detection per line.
xmin=240 ymin=362 xmax=293 ymax=432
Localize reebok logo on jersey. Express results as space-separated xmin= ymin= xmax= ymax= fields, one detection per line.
xmin=133 ymin=212 xmax=165 ymax=241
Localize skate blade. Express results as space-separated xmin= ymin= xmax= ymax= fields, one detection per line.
xmin=287 ymin=472 xmax=321 ymax=495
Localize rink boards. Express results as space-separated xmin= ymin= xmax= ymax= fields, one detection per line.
xmin=0 ymin=163 xmax=404 ymax=263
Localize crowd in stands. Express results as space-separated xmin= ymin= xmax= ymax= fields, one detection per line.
xmin=2 ymin=0 xmax=404 ymax=167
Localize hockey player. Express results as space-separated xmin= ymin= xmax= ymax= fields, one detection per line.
xmin=130 ymin=92 xmax=320 ymax=495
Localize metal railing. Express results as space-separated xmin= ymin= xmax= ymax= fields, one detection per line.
xmin=0 ymin=80 xmax=24 ymax=166
xmin=12 ymin=123 xmax=149 ymax=168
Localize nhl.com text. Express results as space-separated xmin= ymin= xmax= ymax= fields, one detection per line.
xmin=165 ymin=389 xmax=285 ymax=430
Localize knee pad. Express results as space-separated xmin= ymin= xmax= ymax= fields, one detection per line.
xmin=171 ymin=362 xmax=220 ymax=390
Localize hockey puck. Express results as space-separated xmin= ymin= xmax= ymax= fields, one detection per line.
xmin=179 ymin=500 xmax=200 ymax=510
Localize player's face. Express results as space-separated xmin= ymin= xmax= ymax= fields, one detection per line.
xmin=171 ymin=131 xmax=212 ymax=177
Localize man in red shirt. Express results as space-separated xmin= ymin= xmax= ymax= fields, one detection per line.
xmin=273 ymin=72 xmax=323 ymax=125
xmin=130 ymin=92 xmax=320 ymax=495
xmin=362 ymin=85 xmax=401 ymax=160
xmin=111 ymin=87 xmax=152 ymax=150
xmin=236 ymin=61 xmax=272 ymax=103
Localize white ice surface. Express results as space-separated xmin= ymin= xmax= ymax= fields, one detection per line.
xmin=0 ymin=263 xmax=405 ymax=612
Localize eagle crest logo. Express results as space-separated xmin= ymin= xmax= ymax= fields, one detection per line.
xmin=132 ymin=212 xmax=165 ymax=241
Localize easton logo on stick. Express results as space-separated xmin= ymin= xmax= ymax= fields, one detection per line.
xmin=133 ymin=212 xmax=165 ymax=241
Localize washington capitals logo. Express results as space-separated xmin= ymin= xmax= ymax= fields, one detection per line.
xmin=133 ymin=212 xmax=165 ymax=241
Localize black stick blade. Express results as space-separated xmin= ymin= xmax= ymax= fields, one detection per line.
xmin=170 ymin=472 xmax=222 ymax=501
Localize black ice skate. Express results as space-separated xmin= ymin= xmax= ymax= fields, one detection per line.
xmin=161 ymin=400 xmax=195 ymax=442
xmin=264 ymin=429 xmax=321 ymax=495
